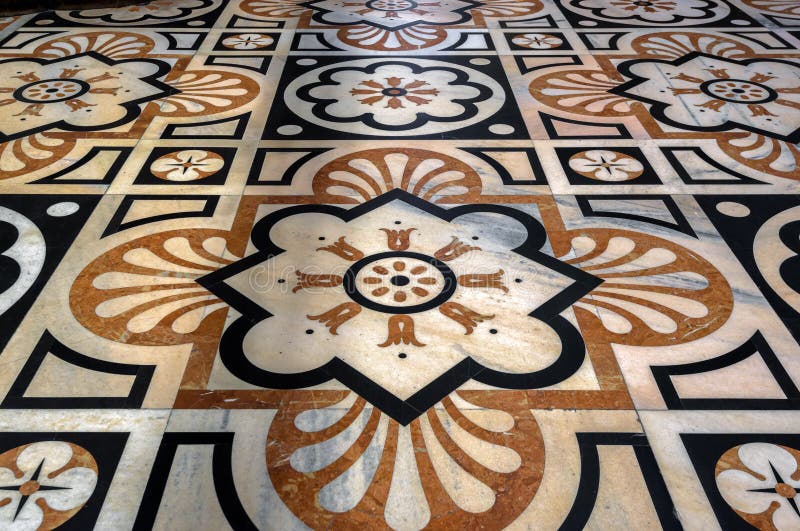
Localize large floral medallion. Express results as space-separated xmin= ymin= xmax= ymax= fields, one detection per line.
xmin=613 ymin=52 xmax=800 ymax=143
xmin=559 ymin=0 xmax=730 ymax=25
xmin=56 ymin=0 xmax=218 ymax=25
xmin=285 ymin=58 xmax=504 ymax=136
xmin=302 ymin=0 xmax=479 ymax=30
xmin=200 ymin=191 xmax=600 ymax=423
xmin=0 ymin=52 xmax=171 ymax=142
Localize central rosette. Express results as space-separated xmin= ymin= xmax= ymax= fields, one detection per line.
xmin=346 ymin=251 xmax=456 ymax=312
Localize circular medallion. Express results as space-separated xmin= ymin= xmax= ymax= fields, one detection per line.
xmin=701 ymin=78 xmax=777 ymax=104
xmin=343 ymin=251 xmax=457 ymax=314
xmin=14 ymin=78 xmax=90 ymax=103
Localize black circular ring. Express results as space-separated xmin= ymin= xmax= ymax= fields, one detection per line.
xmin=343 ymin=251 xmax=457 ymax=314
xmin=13 ymin=78 xmax=91 ymax=104
xmin=699 ymin=78 xmax=777 ymax=104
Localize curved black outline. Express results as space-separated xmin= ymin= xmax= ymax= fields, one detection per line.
xmin=498 ymin=14 xmax=558 ymax=29
xmin=577 ymin=194 xmax=697 ymax=238
xmin=301 ymin=0 xmax=480 ymax=31
xmin=652 ymin=333 xmax=800 ymax=410
xmin=31 ymin=146 xmax=132 ymax=185
xmin=460 ymin=147 xmax=544 ymax=185
xmin=611 ymin=52 xmax=800 ymax=144
xmin=198 ymin=190 xmax=601 ymax=425
xmin=247 ymin=147 xmax=332 ymax=185
xmin=0 ymin=52 xmax=173 ymax=143
xmin=560 ymin=433 xmax=682 ymax=530
xmin=1 ymin=331 xmax=155 ymax=409
xmin=539 ymin=112 xmax=632 ymax=139
xmin=441 ymin=33 xmax=495 ymax=52
xmin=295 ymin=60 xmax=494 ymax=131
xmin=660 ymin=146 xmax=760 ymax=185
xmin=343 ymin=251 xmax=457 ymax=314
xmin=101 ymin=195 xmax=219 ymax=238
xmin=161 ymin=112 xmax=251 ymax=140
xmin=133 ymin=432 xmax=257 ymax=531
xmin=204 ymin=54 xmax=272 ymax=75
xmin=576 ymin=31 xmax=624 ymax=51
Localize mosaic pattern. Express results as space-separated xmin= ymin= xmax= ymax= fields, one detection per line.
xmin=0 ymin=0 xmax=798 ymax=528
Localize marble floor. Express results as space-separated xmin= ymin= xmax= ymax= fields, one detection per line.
xmin=0 ymin=0 xmax=798 ymax=529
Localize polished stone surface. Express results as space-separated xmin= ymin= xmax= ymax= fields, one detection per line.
xmin=0 ymin=0 xmax=798 ymax=529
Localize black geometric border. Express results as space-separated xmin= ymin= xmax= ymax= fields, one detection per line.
xmin=652 ymin=332 xmax=800 ymax=410
xmin=2 ymin=331 xmax=155 ymax=409
xmin=133 ymin=432 xmax=257 ymax=531
xmin=561 ymin=433 xmax=682 ymax=530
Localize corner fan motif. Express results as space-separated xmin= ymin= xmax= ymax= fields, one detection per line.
xmin=200 ymin=191 xmax=601 ymax=424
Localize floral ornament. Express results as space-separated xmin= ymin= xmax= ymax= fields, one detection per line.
xmin=0 ymin=442 xmax=98 ymax=530
xmin=716 ymin=443 xmax=800 ymax=530
xmin=62 ymin=0 xmax=215 ymax=25
xmin=200 ymin=192 xmax=599 ymax=423
xmin=335 ymin=24 xmax=448 ymax=51
xmin=742 ymin=0 xmax=800 ymax=16
xmin=239 ymin=0 xmax=309 ymax=17
xmin=717 ymin=132 xmax=800 ymax=181
xmin=221 ymin=33 xmax=275 ymax=50
xmin=0 ymin=133 xmax=75 ymax=181
xmin=568 ymin=150 xmax=644 ymax=181
xmin=70 ymin=230 xmax=238 ymax=346
xmin=156 ymin=70 xmax=260 ymax=117
xmin=530 ymin=68 xmax=634 ymax=117
xmin=0 ymin=52 xmax=171 ymax=142
xmin=629 ymin=32 xmax=752 ymax=60
xmin=33 ymin=32 xmax=156 ymax=60
xmin=613 ymin=52 xmax=800 ymax=143
xmin=562 ymin=0 xmax=727 ymax=25
xmin=267 ymin=391 xmax=544 ymax=529
xmin=311 ymin=147 xmax=483 ymax=203
xmin=471 ymin=0 xmax=543 ymax=18
xmin=288 ymin=58 xmax=503 ymax=136
xmin=566 ymin=228 xmax=732 ymax=346
xmin=304 ymin=0 xmax=477 ymax=31
xmin=149 ymin=150 xmax=225 ymax=182
xmin=350 ymin=75 xmax=439 ymax=109
xmin=511 ymin=33 xmax=563 ymax=49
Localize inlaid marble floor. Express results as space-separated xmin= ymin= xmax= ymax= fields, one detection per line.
xmin=0 ymin=0 xmax=798 ymax=529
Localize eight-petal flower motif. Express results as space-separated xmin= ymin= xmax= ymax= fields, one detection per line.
xmin=200 ymin=192 xmax=599 ymax=424
xmin=287 ymin=58 xmax=503 ymax=136
xmin=303 ymin=0 xmax=478 ymax=30
xmin=0 ymin=52 xmax=171 ymax=142
xmin=614 ymin=52 xmax=800 ymax=143
xmin=717 ymin=443 xmax=800 ymax=530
